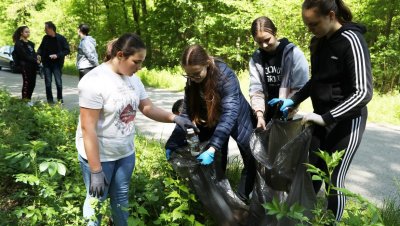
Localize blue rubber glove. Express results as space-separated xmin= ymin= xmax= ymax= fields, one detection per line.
xmin=165 ymin=149 xmax=171 ymax=160
xmin=196 ymin=149 xmax=215 ymax=165
xmin=268 ymin=98 xmax=294 ymax=118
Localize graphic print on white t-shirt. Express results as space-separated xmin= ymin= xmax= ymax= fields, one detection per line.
xmin=120 ymin=104 xmax=136 ymax=123
xmin=112 ymin=77 xmax=139 ymax=135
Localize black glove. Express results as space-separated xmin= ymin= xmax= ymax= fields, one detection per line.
xmin=173 ymin=115 xmax=200 ymax=133
xmin=89 ymin=169 xmax=109 ymax=198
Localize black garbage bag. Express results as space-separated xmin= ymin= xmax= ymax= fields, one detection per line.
xmin=169 ymin=142 xmax=249 ymax=226
xmin=247 ymin=119 xmax=316 ymax=226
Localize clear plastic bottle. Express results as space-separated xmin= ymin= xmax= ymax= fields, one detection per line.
xmin=186 ymin=128 xmax=200 ymax=156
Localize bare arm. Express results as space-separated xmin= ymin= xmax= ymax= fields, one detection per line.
xmin=80 ymin=107 xmax=102 ymax=172
xmin=139 ymin=98 xmax=175 ymax=122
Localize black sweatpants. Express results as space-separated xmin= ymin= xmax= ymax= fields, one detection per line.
xmin=21 ymin=65 xmax=37 ymax=100
xmin=197 ymin=124 xmax=256 ymax=201
xmin=309 ymin=108 xmax=367 ymax=221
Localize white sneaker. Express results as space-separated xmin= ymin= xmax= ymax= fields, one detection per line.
xmin=26 ymin=101 xmax=34 ymax=107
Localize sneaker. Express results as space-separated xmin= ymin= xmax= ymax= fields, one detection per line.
xmin=26 ymin=101 xmax=34 ymax=107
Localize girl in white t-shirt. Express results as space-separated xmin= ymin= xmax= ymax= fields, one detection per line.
xmin=76 ymin=33 xmax=198 ymax=225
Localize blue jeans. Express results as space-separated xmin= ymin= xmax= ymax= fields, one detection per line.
xmin=79 ymin=153 xmax=135 ymax=226
xmin=43 ymin=64 xmax=63 ymax=103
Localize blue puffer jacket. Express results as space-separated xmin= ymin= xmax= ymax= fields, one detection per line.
xmin=166 ymin=61 xmax=255 ymax=151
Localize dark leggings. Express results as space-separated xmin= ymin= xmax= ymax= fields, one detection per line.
xmin=21 ymin=65 xmax=37 ymax=100
xmin=309 ymin=109 xmax=367 ymax=221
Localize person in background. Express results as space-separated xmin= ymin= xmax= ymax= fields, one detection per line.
xmin=76 ymin=33 xmax=198 ymax=226
xmin=37 ymin=21 xmax=70 ymax=104
xmin=76 ymin=24 xmax=99 ymax=80
xmin=172 ymin=99 xmax=184 ymax=115
xmin=269 ymin=0 xmax=373 ymax=221
xmin=249 ymin=16 xmax=309 ymax=129
xmin=12 ymin=26 xmax=40 ymax=106
xmin=165 ymin=44 xmax=256 ymax=202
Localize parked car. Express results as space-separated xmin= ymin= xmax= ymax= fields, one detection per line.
xmin=0 ymin=45 xmax=19 ymax=73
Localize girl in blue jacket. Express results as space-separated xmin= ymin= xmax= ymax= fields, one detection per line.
xmin=166 ymin=44 xmax=256 ymax=201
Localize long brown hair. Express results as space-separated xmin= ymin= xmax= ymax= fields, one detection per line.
xmin=302 ymin=0 xmax=353 ymax=24
xmin=181 ymin=44 xmax=221 ymax=127
xmin=12 ymin=26 xmax=28 ymax=43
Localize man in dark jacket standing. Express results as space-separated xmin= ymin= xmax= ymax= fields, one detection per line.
xmin=37 ymin=21 xmax=70 ymax=104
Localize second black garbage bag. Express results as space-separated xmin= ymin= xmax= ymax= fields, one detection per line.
xmin=169 ymin=142 xmax=249 ymax=226
xmin=247 ymin=119 xmax=317 ymax=226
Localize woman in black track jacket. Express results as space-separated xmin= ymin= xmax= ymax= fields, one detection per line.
xmin=269 ymin=0 xmax=373 ymax=222
xmin=13 ymin=26 xmax=40 ymax=103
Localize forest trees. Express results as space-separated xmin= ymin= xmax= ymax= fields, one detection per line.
xmin=0 ymin=0 xmax=398 ymax=92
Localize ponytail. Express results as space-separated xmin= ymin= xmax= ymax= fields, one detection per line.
xmin=302 ymin=0 xmax=352 ymax=24
xmin=335 ymin=0 xmax=352 ymax=23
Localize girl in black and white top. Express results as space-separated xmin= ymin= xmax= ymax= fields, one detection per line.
xmin=269 ymin=0 xmax=373 ymax=222
xmin=13 ymin=26 xmax=40 ymax=104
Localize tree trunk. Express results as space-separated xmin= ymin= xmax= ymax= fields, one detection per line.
xmin=131 ymin=0 xmax=141 ymax=35
xmin=121 ymin=0 xmax=129 ymax=26
xmin=103 ymin=0 xmax=116 ymax=34
xmin=384 ymin=5 xmax=394 ymax=38
xmin=141 ymin=0 xmax=147 ymax=15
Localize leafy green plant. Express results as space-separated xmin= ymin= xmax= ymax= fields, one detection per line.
xmin=6 ymin=140 xmax=82 ymax=225
xmin=129 ymin=134 xmax=208 ymax=225
xmin=305 ymin=150 xmax=346 ymax=196
xmin=263 ymin=149 xmax=385 ymax=225
xmin=263 ymin=197 xmax=309 ymax=224
xmin=0 ymin=91 xmax=85 ymax=225
xmin=339 ymin=194 xmax=383 ymax=226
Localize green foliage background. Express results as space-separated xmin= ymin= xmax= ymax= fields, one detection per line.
xmin=0 ymin=90 xmax=208 ymax=225
xmin=0 ymin=0 xmax=399 ymax=92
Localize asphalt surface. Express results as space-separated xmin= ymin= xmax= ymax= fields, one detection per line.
xmin=1 ymin=68 xmax=399 ymax=206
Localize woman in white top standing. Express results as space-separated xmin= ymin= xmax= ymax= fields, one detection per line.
xmin=76 ymin=33 xmax=197 ymax=226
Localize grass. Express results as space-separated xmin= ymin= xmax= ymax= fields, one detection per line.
xmin=380 ymin=196 xmax=400 ymax=226
xmin=136 ymin=66 xmax=187 ymax=91
xmin=367 ymin=91 xmax=400 ymax=125
xmin=225 ymin=156 xmax=244 ymax=192
xmin=380 ymin=180 xmax=400 ymax=226
xmin=63 ymin=58 xmax=79 ymax=76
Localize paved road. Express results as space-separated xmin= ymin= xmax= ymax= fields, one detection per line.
xmin=1 ymin=68 xmax=399 ymax=205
